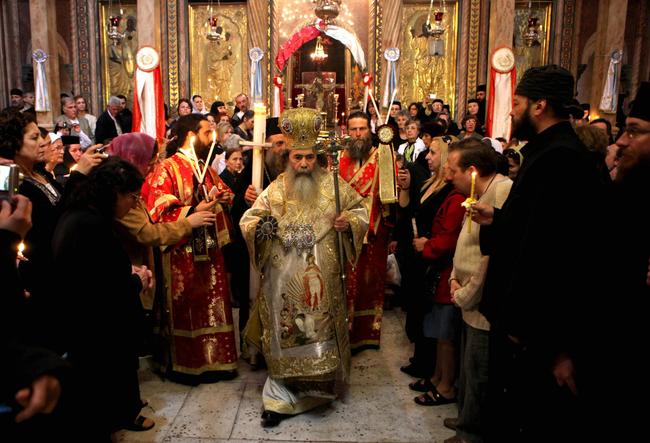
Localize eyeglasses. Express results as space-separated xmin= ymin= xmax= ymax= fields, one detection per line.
xmin=503 ymin=149 xmax=523 ymax=163
xmin=622 ymin=127 xmax=650 ymax=139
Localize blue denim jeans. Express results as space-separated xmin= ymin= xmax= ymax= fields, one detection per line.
xmin=456 ymin=323 xmax=489 ymax=443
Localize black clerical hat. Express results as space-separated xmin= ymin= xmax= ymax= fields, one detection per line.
xmin=266 ymin=117 xmax=281 ymax=136
xmin=515 ymin=65 xmax=575 ymax=110
xmin=61 ymin=135 xmax=80 ymax=145
xmin=629 ymin=82 xmax=650 ymax=122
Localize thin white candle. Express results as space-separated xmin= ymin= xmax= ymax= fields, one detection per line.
xmin=385 ymin=88 xmax=398 ymax=125
xmin=200 ymin=130 xmax=218 ymax=184
xmin=368 ymin=89 xmax=383 ymax=124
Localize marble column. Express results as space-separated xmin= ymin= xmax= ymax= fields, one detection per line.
xmin=0 ymin=0 xmax=23 ymax=105
xmin=486 ymin=0 xmax=514 ymax=103
xmin=378 ymin=0 xmax=402 ymax=112
xmin=138 ymin=0 xmax=162 ymax=52
xmin=29 ymin=0 xmax=60 ymax=128
xmin=477 ymin=0 xmax=490 ymax=87
xmin=589 ymin=0 xmax=627 ymax=122
xmin=247 ymin=0 xmax=269 ymax=103
xmin=629 ymin=0 xmax=647 ymax=100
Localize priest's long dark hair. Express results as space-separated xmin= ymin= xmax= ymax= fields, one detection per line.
xmin=165 ymin=113 xmax=206 ymax=158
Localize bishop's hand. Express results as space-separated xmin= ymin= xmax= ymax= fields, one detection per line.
xmin=333 ymin=214 xmax=350 ymax=232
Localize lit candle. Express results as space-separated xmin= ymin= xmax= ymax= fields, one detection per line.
xmin=17 ymin=242 xmax=26 ymax=260
xmin=468 ymin=171 xmax=477 ymax=233
xmin=470 ymin=171 xmax=477 ymax=199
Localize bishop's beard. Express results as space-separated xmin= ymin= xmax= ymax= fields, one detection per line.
xmin=347 ymin=134 xmax=373 ymax=160
xmin=284 ymin=163 xmax=323 ymax=204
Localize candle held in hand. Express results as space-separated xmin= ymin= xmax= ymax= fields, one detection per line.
xmin=470 ymin=171 xmax=477 ymax=199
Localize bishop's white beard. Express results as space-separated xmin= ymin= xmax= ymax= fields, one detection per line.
xmin=285 ymin=164 xmax=323 ymax=204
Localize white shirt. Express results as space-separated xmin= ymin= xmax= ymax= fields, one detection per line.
xmin=108 ymin=111 xmax=123 ymax=136
xmin=398 ymin=138 xmax=426 ymax=163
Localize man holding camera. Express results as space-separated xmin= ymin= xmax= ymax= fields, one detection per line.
xmin=55 ymin=97 xmax=93 ymax=149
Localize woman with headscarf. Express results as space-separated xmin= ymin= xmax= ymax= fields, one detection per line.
xmin=109 ymin=133 xmax=217 ymax=357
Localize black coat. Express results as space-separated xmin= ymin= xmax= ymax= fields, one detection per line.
xmin=118 ymin=108 xmax=133 ymax=134
xmin=0 ymin=229 xmax=73 ymax=438
xmin=17 ymin=172 xmax=87 ymax=352
xmin=94 ymin=110 xmax=120 ymax=144
xmin=479 ymin=121 xmax=607 ymax=356
xmin=52 ymin=207 xmax=144 ymax=432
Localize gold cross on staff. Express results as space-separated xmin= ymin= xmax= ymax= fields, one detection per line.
xmin=238 ymin=140 xmax=272 ymax=149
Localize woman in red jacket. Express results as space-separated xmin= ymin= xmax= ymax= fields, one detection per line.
xmin=411 ymin=143 xmax=466 ymax=406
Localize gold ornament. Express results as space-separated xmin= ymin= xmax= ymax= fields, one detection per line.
xmin=280 ymin=108 xmax=323 ymax=150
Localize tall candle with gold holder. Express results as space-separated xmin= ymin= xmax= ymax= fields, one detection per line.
xmin=252 ymin=102 xmax=266 ymax=193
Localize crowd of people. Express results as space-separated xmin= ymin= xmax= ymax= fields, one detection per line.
xmin=1 ymin=65 xmax=648 ymax=442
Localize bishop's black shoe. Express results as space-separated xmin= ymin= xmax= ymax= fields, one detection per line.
xmin=261 ymin=410 xmax=283 ymax=428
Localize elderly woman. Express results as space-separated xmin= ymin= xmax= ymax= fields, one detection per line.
xmin=210 ymin=120 xmax=234 ymax=174
xmin=37 ymin=131 xmax=65 ymax=179
xmin=0 ymin=109 xmax=102 ymax=353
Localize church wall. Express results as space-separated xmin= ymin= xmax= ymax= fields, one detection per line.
xmin=10 ymin=0 xmax=646 ymax=129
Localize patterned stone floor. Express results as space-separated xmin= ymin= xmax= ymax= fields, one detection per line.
xmin=116 ymin=309 xmax=455 ymax=443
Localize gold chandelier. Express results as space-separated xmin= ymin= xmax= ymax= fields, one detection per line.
xmin=310 ymin=35 xmax=328 ymax=63
xmin=422 ymin=0 xmax=446 ymax=41
xmin=522 ymin=1 xmax=541 ymax=47
xmin=106 ymin=0 xmax=124 ymax=44
xmin=206 ymin=0 xmax=226 ymax=41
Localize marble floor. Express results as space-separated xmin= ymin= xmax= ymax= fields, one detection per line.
xmin=115 ymin=309 xmax=455 ymax=443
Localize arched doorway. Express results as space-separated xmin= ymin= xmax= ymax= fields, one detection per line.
xmin=290 ymin=36 xmax=346 ymax=128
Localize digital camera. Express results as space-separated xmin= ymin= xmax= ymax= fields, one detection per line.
xmin=0 ymin=164 xmax=22 ymax=201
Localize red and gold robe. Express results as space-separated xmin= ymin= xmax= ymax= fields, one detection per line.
xmin=339 ymin=149 xmax=394 ymax=349
xmin=145 ymin=152 xmax=237 ymax=375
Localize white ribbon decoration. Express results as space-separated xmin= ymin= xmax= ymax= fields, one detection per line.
xmin=492 ymin=71 xmax=513 ymax=139
xmin=135 ymin=68 xmax=157 ymax=139
xmin=599 ymin=50 xmax=622 ymax=113
xmin=382 ymin=59 xmax=398 ymax=108
xmin=249 ymin=48 xmax=264 ymax=104
xmin=32 ymin=50 xmax=50 ymax=112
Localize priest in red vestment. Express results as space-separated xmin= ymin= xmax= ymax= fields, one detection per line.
xmin=339 ymin=111 xmax=397 ymax=351
xmin=145 ymin=114 xmax=237 ymax=381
